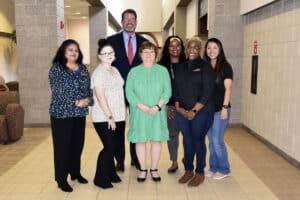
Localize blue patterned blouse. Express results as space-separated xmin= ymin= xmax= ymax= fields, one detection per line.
xmin=49 ymin=62 xmax=93 ymax=118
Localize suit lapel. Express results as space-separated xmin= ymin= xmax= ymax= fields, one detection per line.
xmin=118 ymin=32 xmax=128 ymax=58
xmin=132 ymin=35 xmax=144 ymax=64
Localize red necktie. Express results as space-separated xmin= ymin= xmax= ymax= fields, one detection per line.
xmin=128 ymin=36 xmax=133 ymax=65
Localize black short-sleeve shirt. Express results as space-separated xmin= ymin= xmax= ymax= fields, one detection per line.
xmin=214 ymin=62 xmax=233 ymax=112
xmin=173 ymin=58 xmax=215 ymax=112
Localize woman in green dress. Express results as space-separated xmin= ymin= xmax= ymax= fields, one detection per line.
xmin=126 ymin=41 xmax=171 ymax=182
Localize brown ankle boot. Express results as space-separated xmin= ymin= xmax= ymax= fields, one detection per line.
xmin=188 ymin=173 xmax=205 ymax=187
xmin=178 ymin=171 xmax=194 ymax=184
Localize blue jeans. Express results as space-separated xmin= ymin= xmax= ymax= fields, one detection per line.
xmin=176 ymin=109 xmax=214 ymax=174
xmin=207 ymin=108 xmax=231 ymax=174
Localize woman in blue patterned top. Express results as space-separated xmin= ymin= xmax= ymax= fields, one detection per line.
xmin=49 ymin=39 xmax=92 ymax=192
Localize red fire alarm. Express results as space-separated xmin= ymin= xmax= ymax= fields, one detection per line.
xmin=60 ymin=21 xmax=64 ymax=29
xmin=253 ymin=40 xmax=258 ymax=55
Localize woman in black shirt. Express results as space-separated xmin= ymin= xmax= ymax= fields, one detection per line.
xmin=203 ymin=38 xmax=233 ymax=180
xmin=159 ymin=36 xmax=186 ymax=173
xmin=174 ymin=36 xmax=215 ymax=187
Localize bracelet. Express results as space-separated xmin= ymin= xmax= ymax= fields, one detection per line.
xmin=155 ymin=104 xmax=161 ymax=111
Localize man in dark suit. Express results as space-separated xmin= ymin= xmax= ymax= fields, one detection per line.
xmin=107 ymin=8 xmax=147 ymax=172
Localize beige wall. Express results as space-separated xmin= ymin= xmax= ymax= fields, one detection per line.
xmin=242 ymin=3 xmax=300 ymax=161
xmin=185 ymin=0 xmax=198 ymax=38
xmin=162 ymin=0 xmax=176 ymax=27
xmin=102 ymin=0 xmax=125 ymax=25
xmin=240 ymin=0 xmax=276 ymax=15
xmin=0 ymin=0 xmax=14 ymax=32
xmin=0 ymin=0 xmax=17 ymax=81
xmin=66 ymin=19 xmax=90 ymax=64
xmin=122 ymin=0 xmax=162 ymax=32
xmin=103 ymin=0 xmax=162 ymax=32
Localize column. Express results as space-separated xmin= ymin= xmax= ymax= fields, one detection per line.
xmin=208 ymin=0 xmax=243 ymax=124
xmin=89 ymin=6 xmax=108 ymax=71
xmin=15 ymin=0 xmax=64 ymax=126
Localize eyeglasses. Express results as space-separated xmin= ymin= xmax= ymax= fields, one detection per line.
xmin=99 ymin=51 xmax=114 ymax=56
xmin=123 ymin=18 xmax=136 ymax=23
xmin=141 ymin=50 xmax=155 ymax=54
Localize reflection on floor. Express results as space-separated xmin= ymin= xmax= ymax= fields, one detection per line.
xmin=0 ymin=125 xmax=299 ymax=200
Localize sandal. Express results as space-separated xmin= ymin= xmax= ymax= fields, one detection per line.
xmin=150 ymin=169 xmax=161 ymax=182
xmin=137 ymin=169 xmax=148 ymax=182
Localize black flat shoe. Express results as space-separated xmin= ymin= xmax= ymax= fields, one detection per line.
xmin=115 ymin=162 xmax=124 ymax=172
xmin=167 ymin=166 xmax=178 ymax=173
xmin=131 ymin=159 xmax=141 ymax=170
xmin=71 ymin=175 xmax=88 ymax=184
xmin=137 ymin=169 xmax=147 ymax=182
xmin=150 ymin=169 xmax=161 ymax=182
xmin=111 ymin=174 xmax=122 ymax=183
xmin=58 ymin=182 xmax=73 ymax=192
xmin=94 ymin=179 xmax=113 ymax=189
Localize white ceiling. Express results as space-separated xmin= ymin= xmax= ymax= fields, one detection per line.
xmin=64 ymin=0 xmax=90 ymax=20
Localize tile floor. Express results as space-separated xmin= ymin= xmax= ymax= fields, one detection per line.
xmin=0 ymin=124 xmax=299 ymax=200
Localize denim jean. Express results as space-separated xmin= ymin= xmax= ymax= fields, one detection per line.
xmin=207 ymin=108 xmax=231 ymax=174
xmin=176 ymin=109 xmax=214 ymax=174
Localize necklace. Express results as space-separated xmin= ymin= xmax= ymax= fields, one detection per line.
xmin=170 ymin=64 xmax=175 ymax=79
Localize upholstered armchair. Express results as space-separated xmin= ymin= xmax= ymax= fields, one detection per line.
xmin=6 ymin=81 xmax=19 ymax=91
xmin=0 ymin=91 xmax=24 ymax=144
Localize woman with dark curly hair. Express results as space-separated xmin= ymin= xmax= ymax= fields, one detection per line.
xmin=158 ymin=36 xmax=186 ymax=173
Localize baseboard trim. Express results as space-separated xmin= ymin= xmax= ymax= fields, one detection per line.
xmin=228 ymin=123 xmax=243 ymax=128
xmin=242 ymin=125 xmax=300 ymax=169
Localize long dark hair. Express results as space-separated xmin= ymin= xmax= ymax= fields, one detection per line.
xmin=203 ymin=38 xmax=228 ymax=80
xmin=52 ymin=39 xmax=83 ymax=67
xmin=158 ymin=35 xmax=186 ymax=66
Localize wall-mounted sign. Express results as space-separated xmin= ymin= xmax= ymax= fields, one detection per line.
xmin=60 ymin=21 xmax=64 ymax=29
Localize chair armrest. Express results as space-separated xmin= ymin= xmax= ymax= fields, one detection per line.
xmin=5 ymin=103 xmax=24 ymax=142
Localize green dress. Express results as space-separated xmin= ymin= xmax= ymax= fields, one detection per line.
xmin=126 ymin=64 xmax=171 ymax=143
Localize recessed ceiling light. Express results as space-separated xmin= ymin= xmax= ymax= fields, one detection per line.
xmin=81 ymin=16 xmax=87 ymax=19
xmin=65 ymin=5 xmax=71 ymax=8
xmin=74 ymin=12 xmax=81 ymax=15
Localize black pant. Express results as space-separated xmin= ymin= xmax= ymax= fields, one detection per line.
xmin=93 ymin=121 xmax=125 ymax=184
xmin=50 ymin=116 xmax=86 ymax=184
xmin=113 ymin=122 xmax=137 ymax=163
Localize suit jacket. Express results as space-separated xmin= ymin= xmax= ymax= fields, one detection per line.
xmin=107 ymin=32 xmax=147 ymax=80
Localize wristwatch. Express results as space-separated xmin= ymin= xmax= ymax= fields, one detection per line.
xmin=108 ymin=115 xmax=113 ymax=120
xmin=192 ymin=109 xmax=198 ymax=113
xmin=156 ymin=104 xmax=162 ymax=111
xmin=222 ymin=105 xmax=229 ymax=109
